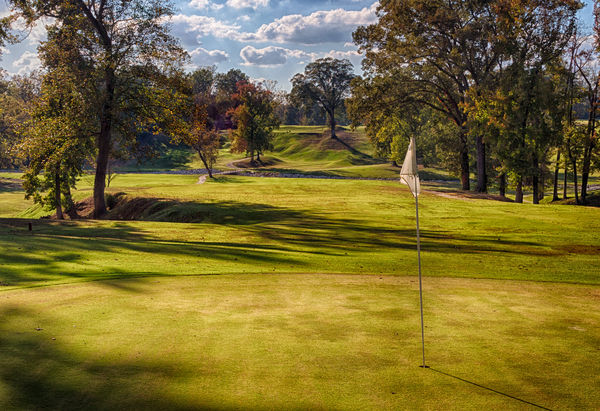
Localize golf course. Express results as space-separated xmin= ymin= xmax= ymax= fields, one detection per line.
xmin=1 ymin=126 xmax=598 ymax=410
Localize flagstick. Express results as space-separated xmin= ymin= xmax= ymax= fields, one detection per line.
xmin=415 ymin=193 xmax=428 ymax=368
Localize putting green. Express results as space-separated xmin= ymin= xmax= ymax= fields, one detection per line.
xmin=1 ymin=274 xmax=598 ymax=410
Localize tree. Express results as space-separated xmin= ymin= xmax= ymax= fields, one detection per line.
xmin=229 ymin=82 xmax=279 ymax=164
xmin=21 ymin=70 xmax=94 ymax=219
xmin=464 ymin=0 xmax=578 ymax=203
xmin=0 ymin=72 xmax=39 ymax=169
xmin=173 ymin=74 xmax=221 ymax=179
xmin=8 ymin=0 xmax=187 ymax=217
xmin=353 ymin=0 xmax=503 ymax=192
xmin=290 ymin=58 xmax=354 ymax=139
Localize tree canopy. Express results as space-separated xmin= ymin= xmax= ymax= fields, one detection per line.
xmin=291 ymin=58 xmax=354 ymax=139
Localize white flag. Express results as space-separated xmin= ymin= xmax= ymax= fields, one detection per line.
xmin=400 ymin=137 xmax=421 ymax=197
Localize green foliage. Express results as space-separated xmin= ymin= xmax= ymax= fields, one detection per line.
xmin=229 ymin=82 xmax=280 ymax=162
xmin=290 ymin=58 xmax=354 ymax=138
xmin=0 ymin=73 xmax=38 ymax=169
xmin=7 ymin=0 xmax=189 ymax=217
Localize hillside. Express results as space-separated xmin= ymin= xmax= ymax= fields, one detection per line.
xmin=119 ymin=125 xmax=457 ymax=181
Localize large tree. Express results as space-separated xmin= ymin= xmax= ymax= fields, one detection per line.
xmin=290 ymin=58 xmax=354 ymax=139
xmin=352 ymin=0 xmax=502 ymax=191
xmin=470 ymin=0 xmax=578 ymax=203
xmin=229 ymin=81 xmax=279 ymax=164
xmin=8 ymin=0 xmax=187 ymax=217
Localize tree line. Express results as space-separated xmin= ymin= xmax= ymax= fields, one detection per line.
xmin=0 ymin=0 xmax=598 ymax=218
xmin=347 ymin=0 xmax=599 ymax=204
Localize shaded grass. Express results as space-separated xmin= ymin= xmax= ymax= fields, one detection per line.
xmin=0 ymin=275 xmax=598 ymax=410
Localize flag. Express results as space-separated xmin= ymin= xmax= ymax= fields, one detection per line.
xmin=400 ymin=137 xmax=421 ymax=197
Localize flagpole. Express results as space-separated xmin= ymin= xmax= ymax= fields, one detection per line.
xmin=416 ymin=193 xmax=428 ymax=368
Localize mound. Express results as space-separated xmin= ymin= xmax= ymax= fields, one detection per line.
xmin=552 ymin=191 xmax=600 ymax=207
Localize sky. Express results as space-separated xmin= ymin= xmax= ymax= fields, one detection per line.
xmin=0 ymin=0 xmax=596 ymax=91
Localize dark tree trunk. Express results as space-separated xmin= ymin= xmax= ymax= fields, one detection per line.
xmin=198 ymin=152 xmax=213 ymax=178
xmin=499 ymin=173 xmax=506 ymax=197
xmin=329 ymin=109 xmax=336 ymax=139
xmin=532 ymin=175 xmax=539 ymax=204
xmin=54 ymin=171 xmax=63 ymax=220
xmin=563 ymin=157 xmax=568 ymax=199
xmin=572 ymin=157 xmax=579 ymax=204
xmin=532 ymin=155 xmax=539 ymax=204
xmin=552 ymin=150 xmax=560 ymax=201
xmin=460 ymin=147 xmax=470 ymax=191
xmin=581 ymin=151 xmax=590 ymax=202
xmin=93 ymin=68 xmax=115 ymax=218
xmin=515 ymin=177 xmax=523 ymax=203
xmin=475 ymin=136 xmax=487 ymax=193
xmin=64 ymin=182 xmax=78 ymax=219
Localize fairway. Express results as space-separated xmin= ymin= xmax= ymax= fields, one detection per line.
xmin=1 ymin=274 xmax=598 ymax=410
xmin=1 ymin=173 xmax=599 ymax=409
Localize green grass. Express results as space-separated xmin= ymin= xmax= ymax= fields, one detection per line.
xmin=0 ymin=174 xmax=598 ymax=290
xmin=0 ymin=275 xmax=598 ymax=410
xmin=1 ymin=172 xmax=599 ymax=409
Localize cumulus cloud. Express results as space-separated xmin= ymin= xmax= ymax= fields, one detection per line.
xmin=173 ymin=2 xmax=378 ymax=46
xmin=189 ymin=47 xmax=229 ymax=65
xmin=243 ymin=2 xmax=378 ymax=44
xmin=12 ymin=51 xmax=41 ymax=74
xmin=189 ymin=0 xmax=224 ymax=11
xmin=226 ymin=0 xmax=269 ymax=9
xmin=325 ymin=49 xmax=361 ymax=59
xmin=170 ymin=14 xmax=240 ymax=43
xmin=240 ymin=45 xmax=315 ymax=66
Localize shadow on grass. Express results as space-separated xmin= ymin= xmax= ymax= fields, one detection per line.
xmin=0 ymin=196 xmax=552 ymax=288
xmin=0 ymin=179 xmax=23 ymax=193
xmin=429 ymin=368 xmax=551 ymax=410
xmin=0 ymin=306 xmax=226 ymax=410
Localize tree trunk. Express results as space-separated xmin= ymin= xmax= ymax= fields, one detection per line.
xmin=532 ymin=175 xmax=539 ymax=204
xmin=458 ymin=127 xmax=470 ymax=191
xmin=329 ymin=109 xmax=336 ymax=139
xmin=475 ymin=136 xmax=487 ymax=193
xmin=572 ymin=157 xmax=579 ymax=204
xmin=581 ymin=148 xmax=591 ymax=202
xmin=198 ymin=152 xmax=213 ymax=178
xmin=54 ymin=171 xmax=63 ymax=220
xmin=552 ymin=150 xmax=560 ymax=201
xmin=64 ymin=182 xmax=78 ymax=219
xmin=499 ymin=173 xmax=506 ymax=197
xmin=515 ymin=177 xmax=523 ymax=203
xmin=563 ymin=157 xmax=568 ymax=199
xmin=93 ymin=67 xmax=116 ymax=218
xmin=532 ymin=155 xmax=539 ymax=204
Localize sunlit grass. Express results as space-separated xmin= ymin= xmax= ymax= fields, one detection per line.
xmin=0 ymin=275 xmax=598 ymax=410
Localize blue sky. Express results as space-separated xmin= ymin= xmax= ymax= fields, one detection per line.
xmin=0 ymin=0 xmax=595 ymax=91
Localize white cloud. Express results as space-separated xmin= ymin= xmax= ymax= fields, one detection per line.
xmin=173 ymin=2 xmax=378 ymax=46
xmin=244 ymin=2 xmax=378 ymax=44
xmin=12 ymin=51 xmax=41 ymax=74
xmin=240 ymin=45 xmax=315 ymax=66
xmin=170 ymin=14 xmax=240 ymax=41
xmin=226 ymin=0 xmax=269 ymax=9
xmin=189 ymin=47 xmax=229 ymax=65
xmin=189 ymin=0 xmax=224 ymax=10
xmin=325 ymin=49 xmax=361 ymax=59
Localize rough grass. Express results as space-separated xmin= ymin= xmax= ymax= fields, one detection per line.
xmin=0 ymin=275 xmax=598 ymax=410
